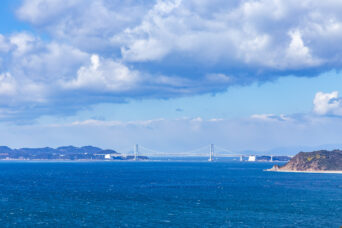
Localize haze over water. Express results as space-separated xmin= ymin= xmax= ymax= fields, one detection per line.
xmin=0 ymin=161 xmax=341 ymax=227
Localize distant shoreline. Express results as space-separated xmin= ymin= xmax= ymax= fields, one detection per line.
xmin=0 ymin=159 xmax=139 ymax=162
xmin=265 ymin=169 xmax=342 ymax=174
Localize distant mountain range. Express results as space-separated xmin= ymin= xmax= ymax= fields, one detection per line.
xmin=0 ymin=146 xmax=146 ymax=160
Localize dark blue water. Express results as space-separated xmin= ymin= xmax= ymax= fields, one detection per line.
xmin=0 ymin=162 xmax=341 ymax=227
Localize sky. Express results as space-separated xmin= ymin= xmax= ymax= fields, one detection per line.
xmin=2 ymin=0 xmax=342 ymax=154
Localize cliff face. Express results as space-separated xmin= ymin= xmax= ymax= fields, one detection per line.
xmin=273 ymin=150 xmax=342 ymax=171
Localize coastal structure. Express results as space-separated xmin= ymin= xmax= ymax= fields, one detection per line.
xmin=208 ymin=144 xmax=214 ymax=161
xmin=134 ymin=144 xmax=139 ymax=160
xmin=248 ymin=156 xmax=256 ymax=162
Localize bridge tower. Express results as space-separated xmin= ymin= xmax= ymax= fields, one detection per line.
xmin=209 ymin=144 xmax=214 ymax=162
xmin=134 ymin=144 xmax=139 ymax=160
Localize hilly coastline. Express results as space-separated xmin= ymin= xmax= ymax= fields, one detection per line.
xmin=0 ymin=146 xmax=147 ymax=161
xmin=268 ymin=150 xmax=342 ymax=173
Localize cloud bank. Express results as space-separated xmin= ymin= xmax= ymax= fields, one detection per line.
xmin=2 ymin=0 xmax=342 ymax=119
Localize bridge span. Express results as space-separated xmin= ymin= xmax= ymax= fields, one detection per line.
xmin=112 ymin=144 xmax=281 ymax=162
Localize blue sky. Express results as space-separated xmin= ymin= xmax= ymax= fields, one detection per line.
xmin=0 ymin=0 xmax=30 ymax=34
xmin=35 ymin=70 xmax=342 ymax=123
xmin=2 ymin=0 xmax=342 ymax=154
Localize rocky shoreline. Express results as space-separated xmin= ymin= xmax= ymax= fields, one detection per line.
xmin=266 ymin=165 xmax=342 ymax=173
xmin=267 ymin=150 xmax=342 ymax=173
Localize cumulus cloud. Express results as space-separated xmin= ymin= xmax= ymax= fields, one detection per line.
xmin=0 ymin=32 xmax=90 ymax=119
xmin=250 ymin=91 xmax=342 ymax=121
xmin=16 ymin=0 xmax=342 ymax=69
xmin=0 ymin=34 xmax=235 ymax=121
xmin=62 ymin=54 xmax=140 ymax=92
xmin=0 ymin=35 xmax=10 ymax=53
xmin=116 ymin=0 xmax=329 ymax=69
xmin=17 ymin=0 xmax=153 ymax=52
xmin=0 ymin=71 xmax=47 ymax=111
xmin=313 ymin=91 xmax=342 ymax=116
xmin=251 ymin=91 xmax=342 ymax=120
xmin=17 ymin=0 xmax=83 ymax=25
xmin=2 ymin=0 xmax=342 ymax=120
xmin=60 ymin=53 xmax=233 ymax=99
xmin=2 ymin=32 xmax=89 ymax=82
xmin=285 ymin=30 xmax=321 ymax=67
xmin=10 ymin=33 xmax=37 ymax=56
xmin=0 ymin=73 xmax=16 ymax=96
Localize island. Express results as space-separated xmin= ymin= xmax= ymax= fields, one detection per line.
xmin=0 ymin=146 xmax=147 ymax=161
xmin=267 ymin=149 xmax=342 ymax=173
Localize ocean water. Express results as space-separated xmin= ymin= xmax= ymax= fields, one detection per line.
xmin=0 ymin=161 xmax=341 ymax=227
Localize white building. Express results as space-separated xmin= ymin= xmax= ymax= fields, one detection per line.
xmin=248 ymin=155 xmax=256 ymax=162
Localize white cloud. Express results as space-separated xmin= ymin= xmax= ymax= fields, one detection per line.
xmin=251 ymin=91 xmax=342 ymax=120
xmin=70 ymin=118 xmax=166 ymax=127
xmin=61 ymin=54 xmax=228 ymax=96
xmin=13 ymin=0 xmax=342 ymax=70
xmin=10 ymin=33 xmax=37 ymax=56
xmin=0 ymin=33 xmax=90 ymax=116
xmin=0 ymin=29 xmax=236 ymax=120
xmin=0 ymin=72 xmax=46 ymax=104
xmin=251 ymin=114 xmax=291 ymax=121
xmin=285 ymin=30 xmax=321 ymax=67
xmin=17 ymin=0 xmax=152 ymax=52
xmin=0 ymin=73 xmax=16 ymax=96
xmin=115 ymin=0 xmax=332 ymax=69
xmin=62 ymin=54 xmax=139 ymax=92
xmin=117 ymin=0 xmax=183 ymax=61
xmin=313 ymin=91 xmax=342 ymax=116
xmin=0 ymin=35 xmax=10 ymax=53
xmin=5 ymin=0 xmax=342 ymax=121
xmin=14 ymin=0 xmax=342 ymax=70
xmin=17 ymin=0 xmax=82 ymax=25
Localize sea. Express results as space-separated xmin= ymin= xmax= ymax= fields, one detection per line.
xmin=0 ymin=161 xmax=341 ymax=227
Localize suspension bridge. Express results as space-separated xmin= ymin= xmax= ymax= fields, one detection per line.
xmin=108 ymin=144 xmax=278 ymax=162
